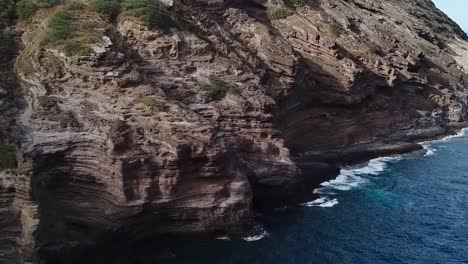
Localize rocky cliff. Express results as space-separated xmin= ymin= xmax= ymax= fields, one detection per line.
xmin=1 ymin=0 xmax=468 ymax=262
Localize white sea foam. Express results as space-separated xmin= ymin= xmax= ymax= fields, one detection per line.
xmin=307 ymin=156 xmax=402 ymax=208
xmin=304 ymin=128 xmax=468 ymax=209
xmin=320 ymin=156 xmax=401 ymax=192
xmin=319 ymin=199 xmax=339 ymax=207
xmin=324 ymin=129 xmax=467 ymax=193
xmin=302 ymin=197 xmax=339 ymax=208
xmin=215 ymin=236 xmax=231 ymax=241
xmin=242 ymin=226 xmax=269 ymax=242
xmin=422 ymin=145 xmax=436 ymax=156
xmin=421 ymin=128 xmax=468 ymax=156
xmin=438 ymin=128 xmax=468 ymax=141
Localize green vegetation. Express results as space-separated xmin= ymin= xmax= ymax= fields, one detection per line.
xmin=136 ymin=95 xmax=161 ymax=112
xmin=66 ymin=1 xmax=86 ymax=10
xmin=63 ymin=42 xmax=91 ymax=56
xmin=0 ymin=0 xmax=16 ymax=18
xmin=16 ymin=0 xmax=38 ymax=19
xmin=201 ymin=76 xmax=231 ymax=101
xmin=0 ymin=144 xmax=16 ymax=170
xmin=43 ymin=10 xmax=75 ymax=44
xmin=124 ymin=0 xmax=175 ymax=30
xmin=36 ymin=0 xmax=61 ymax=7
xmin=290 ymin=0 xmax=306 ymax=8
xmin=418 ymin=43 xmax=435 ymax=56
xmin=329 ymin=22 xmax=344 ymax=38
xmin=91 ymin=0 xmax=120 ymax=18
xmin=365 ymin=48 xmax=377 ymax=58
xmin=268 ymin=5 xmax=293 ymax=20
xmin=41 ymin=9 xmax=94 ymax=56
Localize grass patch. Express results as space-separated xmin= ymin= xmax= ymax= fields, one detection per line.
xmin=418 ymin=43 xmax=435 ymax=56
xmin=16 ymin=0 xmax=38 ymax=19
xmin=91 ymin=0 xmax=120 ymax=18
xmin=0 ymin=144 xmax=16 ymax=170
xmin=63 ymin=42 xmax=91 ymax=56
xmin=124 ymin=0 xmax=175 ymax=30
xmin=268 ymin=5 xmax=293 ymax=20
xmin=66 ymin=1 xmax=86 ymax=10
xmin=365 ymin=48 xmax=377 ymax=58
xmin=136 ymin=95 xmax=161 ymax=112
xmin=40 ymin=8 xmax=104 ymax=57
xmin=329 ymin=22 xmax=344 ymax=38
xmin=201 ymin=76 xmax=231 ymax=101
xmin=43 ymin=9 xmax=92 ymax=56
xmin=290 ymin=0 xmax=305 ymax=8
xmin=43 ymin=10 xmax=75 ymax=44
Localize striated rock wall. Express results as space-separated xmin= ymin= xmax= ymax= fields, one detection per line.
xmin=1 ymin=0 xmax=468 ymax=262
xmin=0 ymin=3 xmax=23 ymax=263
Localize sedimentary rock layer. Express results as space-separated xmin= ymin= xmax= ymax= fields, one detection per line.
xmin=1 ymin=0 xmax=468 ymax=262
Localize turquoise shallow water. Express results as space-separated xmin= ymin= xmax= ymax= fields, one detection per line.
xmin=137 ymin=130 xmax=468 ymax=264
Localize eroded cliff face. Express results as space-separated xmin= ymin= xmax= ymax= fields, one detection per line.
xmin=1 ymin=0 xmax=468 ymax=262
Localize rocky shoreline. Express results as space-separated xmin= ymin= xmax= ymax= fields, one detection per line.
xmin=38 ymin=123 xmax=468 ymax=263
xmin=292 ymin=122 xmax=468 ymax=205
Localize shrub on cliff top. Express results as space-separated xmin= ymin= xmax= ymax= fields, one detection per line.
xmin=16 ymin=0 xmax=38 ymax=19
xmin=124 ymin=0 xmax=175 ymax=30
xmin=41 ymin=7 xmax=103 ymax=57
xmin=418 ymin=43 xmax=435 ymax=56
xmin=201 ymin=76 xmax=231 ymax=101
xmin=135 ymin=94 xmax=161 ymax=112
xmin=0 ymin=144 xmax=16 ymax=170
xmin=43 ymin=10 xmax=75 ymax=44
xmin=329 ymin=22 xmax=344 ymax=38
xmin=63 ymin=41 xmax=91 ymax=56
xmin=91 ymin=0 xmax=120 ymax=18
xmin=268 ymin=5 xmax=293 ymax=20
xmin=290 ymin=0 xmax=306 ymax=8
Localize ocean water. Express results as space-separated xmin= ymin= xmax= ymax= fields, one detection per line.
xmin=143 ymin=129 xmax=468 ymax=264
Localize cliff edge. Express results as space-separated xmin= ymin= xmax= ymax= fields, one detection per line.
xmin=1 ymin=0 xmax=468 ymax=262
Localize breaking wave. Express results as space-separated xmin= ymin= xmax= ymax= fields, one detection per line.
xmin=303 ymin=128 xmax=468 ymax=208
xmin=215 ymin=236 xmax=231 ymax=241
xmin=320 ymin=156 xmax=400 ymax=191
xmin=302 ymin=197 xmax=339 ymax=208
xmin=303 ymin=156 xmax=401 ymax=208
xmin=242 ymin=225 xmax=269 ymax=242
xmin=421 ymin=128 xmax=468 ymax=156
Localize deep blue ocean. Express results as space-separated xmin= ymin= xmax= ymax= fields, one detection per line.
xmin=148 ymin=129 xmax=468 ymax=264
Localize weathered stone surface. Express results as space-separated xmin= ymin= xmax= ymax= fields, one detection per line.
xmin=1 ymin=0 xmax=468 ymax=262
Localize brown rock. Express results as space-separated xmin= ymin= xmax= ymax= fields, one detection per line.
xmin=1 ymin=0 xmax=468 ymax=262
